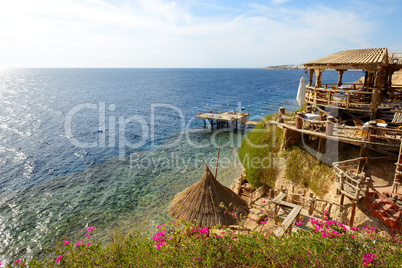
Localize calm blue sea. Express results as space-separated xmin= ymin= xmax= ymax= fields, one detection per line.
xmin=0 ymin=68 xmax=362 ymax=262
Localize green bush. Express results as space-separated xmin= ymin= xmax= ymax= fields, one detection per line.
xmin=9 ymin=217 xmax=402 ymax=267
xmin=238 ymin=114 xmax=283 ymax=189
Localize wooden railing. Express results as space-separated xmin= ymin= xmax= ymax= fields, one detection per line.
xmin=305 ymin=86 xmax=378 ymax=111
xmin=333 ymin=157 xmax=369 ymax=201
xmin=277 ymin=108 xmax=402 ymax=146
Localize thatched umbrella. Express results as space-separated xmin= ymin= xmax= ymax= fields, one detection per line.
xmin=168 ymin=162 xmax=249 ymax=227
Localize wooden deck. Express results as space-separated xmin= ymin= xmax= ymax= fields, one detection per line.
xmin=195 ymin=112 xmax=258 ymax=129
xmin=196 ymin=112 xmax=248 ymax=122
xmin=278 ymin=117 xmax=402 ymax=149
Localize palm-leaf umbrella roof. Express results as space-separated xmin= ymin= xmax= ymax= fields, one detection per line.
xmin=168 ymin=162 xmax=249 ymax=227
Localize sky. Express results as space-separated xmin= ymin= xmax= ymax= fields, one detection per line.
xmin=0 ymin=0 xmax=401 ymax=68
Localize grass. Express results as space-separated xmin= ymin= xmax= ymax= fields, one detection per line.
xmin=8 ymin=217 xmax=402 ymax=267
xmin=281 ymin=146 xmax=333 ymax=198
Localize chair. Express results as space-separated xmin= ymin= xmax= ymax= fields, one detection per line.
xmin=353 ymin=120 xmax=367 ymax=138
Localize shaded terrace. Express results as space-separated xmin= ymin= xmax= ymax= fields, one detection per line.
xmin=303 ymin=48 xmax=402 ymax=114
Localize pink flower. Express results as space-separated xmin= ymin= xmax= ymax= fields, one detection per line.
xmin=156 ymin=242 xmax=165 ymax=249
xmin=307 ymin=252 xmax=310 ymax=256
xmin=86 ymin=242 xmax=91 ymax=247
xmin=85 ymin=234 xmax=90 ymax=238
xmin=200 ymin=226 xmax=208 ymax=235
xmin=262 ymin=200 xmax=266 ymax=204
xmin=86 ymin=226 xmax=96 ymax=232
xmin=362 ymin=253 xmax=377 ymax=266
xmin=55 ymin=256 xmax=62 ymax=263
xmin=64 ymin=240 xmax=69 ymax=245
xmin=76 ymin=242 xmax=80 ymax=247
xmin=14 ymin=259 xmax=21 ymax=264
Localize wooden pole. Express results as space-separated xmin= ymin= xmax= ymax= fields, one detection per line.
xmin=309 ymin=69 xmax=314 ymax=86
xmin=364 ymin=71 xmax=368 ymax=88
xmin=308 ymin=193 xmax=314 ymax=216
xmin=350 ymin=201 xmax=357 ymax=227
xmin=215 ymin=144 xmax=221 ymax=179
xmin=315 ymin=69 xmax=323 ymax=88
xmin=296 ymin=112 xmax=304 ymax=129
xmin=367 ymin=121 xmax=377 ymax=142
xmin=337 ymin=70 xmax=344 ymax=86
xmin=325 ymin=116 xmax=335 ymax=136
xmin=278 ymin=107 xmax=285 ymax=123
xmin=358 ymin=145 xmax=367 ymax=173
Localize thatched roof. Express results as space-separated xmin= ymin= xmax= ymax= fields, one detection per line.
xmin=304 ymin=48 xmax=389 ymax=69
xmin=168 ymin=163 xmax=249 ymax=227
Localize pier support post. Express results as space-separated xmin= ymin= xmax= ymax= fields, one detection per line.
xmin=278 ymin=107 xmax=285 ymax=123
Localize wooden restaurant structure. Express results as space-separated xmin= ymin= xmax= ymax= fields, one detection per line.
xmin=303 ymin=48 xmax=402 ymax=117
xmin=277 ymin=48 xmax=402 ymax=218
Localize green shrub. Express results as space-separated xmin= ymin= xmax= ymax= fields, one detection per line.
xmin=238 ymin=114 xmax=283 ymax=189
xmin=10 ymin=217 xmax=402 ymax=267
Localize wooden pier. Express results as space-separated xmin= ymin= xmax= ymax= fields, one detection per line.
xmin=195 ymin=111 xmax=258 ymax=130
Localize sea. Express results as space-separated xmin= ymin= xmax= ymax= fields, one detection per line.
xmin=0 ymin=68 xmax=363 ymax=262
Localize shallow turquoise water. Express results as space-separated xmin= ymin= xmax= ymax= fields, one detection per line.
xmin=0 ymin=128 xmax=243 ymax=262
